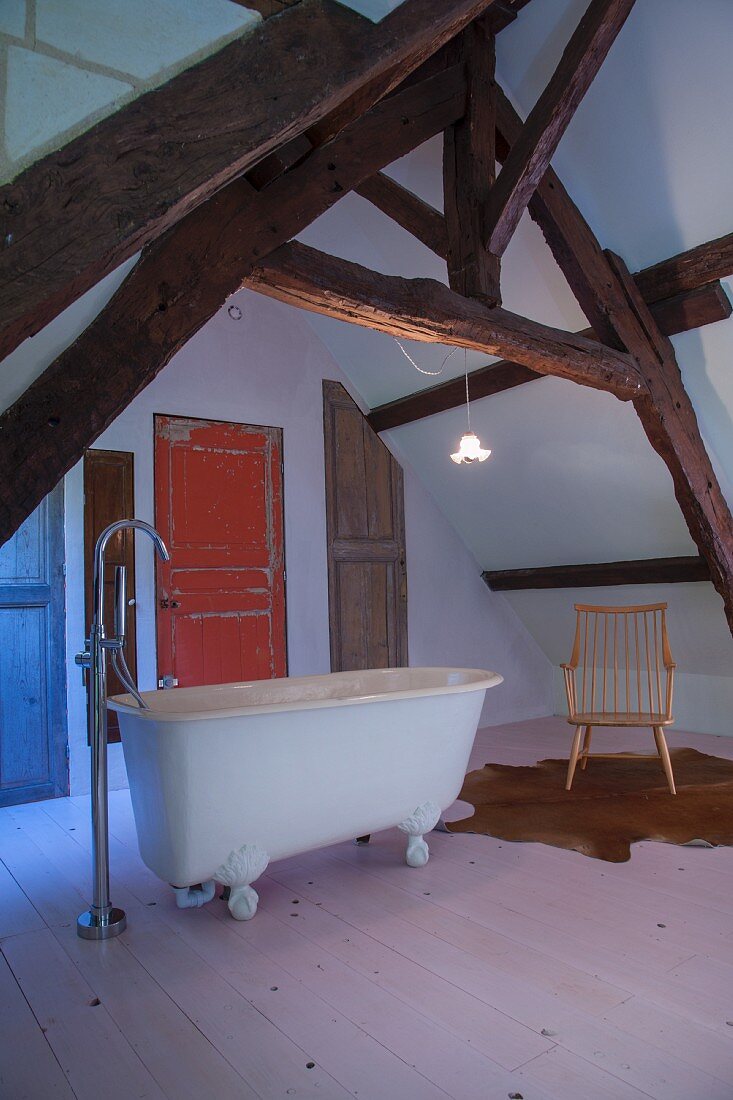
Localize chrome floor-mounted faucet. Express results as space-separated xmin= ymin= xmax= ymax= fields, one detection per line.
xmin=75 ymin=519 xmax=169 ymax=940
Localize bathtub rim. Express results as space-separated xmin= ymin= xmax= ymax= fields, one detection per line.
xmin=108 ymin=666 xmax=502 ymax=723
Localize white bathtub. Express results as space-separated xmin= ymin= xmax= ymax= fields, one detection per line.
xmin=109 ymin=666 xmax=502 ymax=919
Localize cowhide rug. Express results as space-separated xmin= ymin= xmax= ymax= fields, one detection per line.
xmin=447 ymin=748 xmax=733 ymax=862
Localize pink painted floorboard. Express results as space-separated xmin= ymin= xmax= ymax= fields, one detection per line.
xmin=1 ymin=716 xmax=732 ymax=1099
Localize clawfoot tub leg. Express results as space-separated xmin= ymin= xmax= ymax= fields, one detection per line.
xmin=398 ymin=801 xmax=442 ymax=868
xmin=215 ymin=844 xmax=269 ymax=921
xmin=172 ymin=880 xmax=216 ymax=909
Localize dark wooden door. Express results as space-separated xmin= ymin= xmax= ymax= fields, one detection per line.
xmin=154 ymin=415 xmax=286 ymax=688
xmin=0 ymin=484 xmax=68 ymax=806
xmin=323 ymin=380 xmax=407 ymax=670
xmin=84 ymin=449 xmax=137 ymax=742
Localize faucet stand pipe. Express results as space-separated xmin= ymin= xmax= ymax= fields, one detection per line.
xmin=76 ymin=519 xmax=169 ymax=941
xmin=77 ymin=624 xmax=126 ymax=939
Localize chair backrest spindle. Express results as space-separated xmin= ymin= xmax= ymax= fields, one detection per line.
xmin=562 ymin=603 xmax=674 ymax=722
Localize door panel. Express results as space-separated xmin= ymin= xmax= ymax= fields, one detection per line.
xmin=83 ymin=449 xmax=137 ymax=742
xmin=154 ymin=415 xmax=286 ymax=688
xmin=323 ymin=381 xmax=407 ymax=671
xmin=0 ymin=485 xmax=68 ymax=806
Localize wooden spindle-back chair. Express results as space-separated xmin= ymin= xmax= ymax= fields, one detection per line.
xmin=562 ymin=602 xmax=677 ymax=794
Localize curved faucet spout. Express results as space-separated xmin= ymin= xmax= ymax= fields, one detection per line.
xmin=93 ymin=519 xmax=169 ymax=634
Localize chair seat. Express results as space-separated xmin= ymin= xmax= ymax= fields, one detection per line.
xmin=568 ymin=712 xmax=673 ymax=727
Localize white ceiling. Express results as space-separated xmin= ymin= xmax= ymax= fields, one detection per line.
xmin=298 ymin=0 xmax=733 ymax=675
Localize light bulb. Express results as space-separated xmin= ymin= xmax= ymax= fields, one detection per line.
xmin=450 ymin=432 xmax=491 ymax=465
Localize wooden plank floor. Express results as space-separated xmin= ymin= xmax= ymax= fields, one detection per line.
xmin=2 ymin=716 xmax=733 ymax=1099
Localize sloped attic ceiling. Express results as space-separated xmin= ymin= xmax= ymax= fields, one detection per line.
xmin=295 ymin=0 xmax=733 ymax=687
xmin=1 ymin=0 xmax=731 ymax=717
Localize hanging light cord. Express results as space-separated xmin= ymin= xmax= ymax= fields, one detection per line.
xmin=464 ymin=350 xmax=471 ymax=431
xmin=395 ymin=338 xmax=460 ymax=377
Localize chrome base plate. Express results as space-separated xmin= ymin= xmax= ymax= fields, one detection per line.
xmin=77 ymin=907 xmax=127 ymax=940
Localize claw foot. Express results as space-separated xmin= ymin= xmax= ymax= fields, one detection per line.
xmin=172 ymin=880 xmax=216 ymax=909
xmin=215 ymin=843 xmax=269 ymax=921
xmin=228 ymin=883 xmax=260 ymax=920
xmin=398 ymin=801 xmax=441 ymax=868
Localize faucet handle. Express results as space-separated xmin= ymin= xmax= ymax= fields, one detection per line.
xmin=75 ymin=644 xmax=91 ymax=686
xmin=114 ymin=565 xmax=127 ymax=644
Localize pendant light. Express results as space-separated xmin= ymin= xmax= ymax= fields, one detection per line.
xmin=450 ymin=351 xmax=491 ymax=464
xmin=394 ymin=340 xmax=491 ymax=464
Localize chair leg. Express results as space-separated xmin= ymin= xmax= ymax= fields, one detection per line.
xmin=566 ymin=725 xmax=584 ymax=790
xmin=653 ymin=726 xmax=676 ymax=795
xmin=580 ymin=725 xmax=593 ymax=770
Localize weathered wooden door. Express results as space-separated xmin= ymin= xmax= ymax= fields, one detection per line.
xmin=323 ymin=380 xmax=407 ymax=670
xmin=154 ymin=415 xmax=286 ymax=687
xmin=84 ymin=449 xmax=137 ymax=742
xmin=0 ymin=484 xmax=68 ymax=806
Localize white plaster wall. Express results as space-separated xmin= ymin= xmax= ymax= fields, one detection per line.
xmin=399 ymin=452 xmax=554 ymax=727
xmin=64 ymin=290 xmax=553 ymax=794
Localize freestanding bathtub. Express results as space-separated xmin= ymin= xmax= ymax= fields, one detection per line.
xmin=109 ymin=666 xmax=502 ymax=920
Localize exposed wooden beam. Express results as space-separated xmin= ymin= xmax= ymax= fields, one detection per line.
xmin=491 ymin=84 xmax=733 ymax=634
xmin=0 ymin=0 xmax=496 ymax=363
xmin=485 ymin=0 xmax=535 ymax=32
xmin=607 ymin=249 xmax=733 ymax=634
xmin=0 ymin=66 xmax=467 ymax=546
xmin=355 ymin=171 xmax=732 ymax=337
xmin=366 ymin=280 xmax=731 ymax=431
xmin=634 ymin=231 xmax=733 ymax=304
xmin=247 ymin=241 xmax=642 ymax=397
xmin=649 ymin=281 xmax=731 ymax=334
xmin=246 ymin=134 xmax=314 ymax=189
xmin=355 ymin=174 xmax=449 ymax=259
xmin=483 ymin=556 xmax=709 ymax=590
xmin=494 ymin=84 xmax=622 ymax=348
xmin=232 ymin=0 xmax=300 ymax=17
xmin=443 ymin=17 xmax=500 ymax=303
xmin=484 ymin=0 xmax=635 ymax=260
xmin=369 ymin=360 xmax=539 ymax=432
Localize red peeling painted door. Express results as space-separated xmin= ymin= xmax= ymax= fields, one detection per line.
xmin=154 ymin=415 xmax=286 ymax=688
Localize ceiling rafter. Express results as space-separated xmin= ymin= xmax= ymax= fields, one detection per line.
xmin=246 ymin=234 xmax=733 ymax=632
xmin=246 ymin=240 xmax=642 ymax=397
xmin=366 ymin=280 xmax=731 ymax=432
xmin=488 ymin=89 xmax=733 ymax=631
xmin=633 ymin=232 xmax=733 ymax=303
xmin=0 ymin=0 xmax=497 ymax=363
xmin=484 ymin=0 xmax=635 ymax=266
xmin=355 ymin=174 xmax=449 ymax=259
xmin=352 ymin=163 xmax=731 ymax=431
xmin=483 ymin=556 xmax=709 ymax=590
xmin=608 ymin=248 xmax=733 ymax=633
xmin=357 ymin=170 xmax=733 ymax=327
xmin=0 ymin=65 xmax=468 ymax=545
xmin=443 ymin=16 xmax=500 ymax=304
